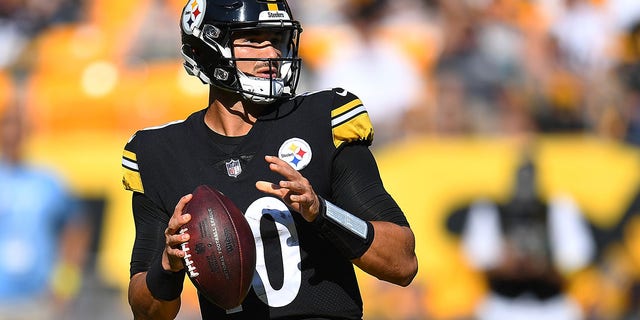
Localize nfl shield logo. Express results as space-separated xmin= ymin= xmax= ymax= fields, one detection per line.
xmin=225 ymin=159 xmax=242 ymax=178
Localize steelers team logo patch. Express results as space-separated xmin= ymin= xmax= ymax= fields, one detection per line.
xmin=279 ymin=138 xmax=312 ymax=171
xmin=182 ymin=0 xmax=206 ymax=35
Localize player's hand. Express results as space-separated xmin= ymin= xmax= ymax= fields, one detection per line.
xmin=256 ymin=155 xmax=321 ymax=222
xmin=162 ymin=194 xmax=193 ymax=272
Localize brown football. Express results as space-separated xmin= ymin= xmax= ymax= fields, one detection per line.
xmin=180 ymin=185 xmax=256 ymax=309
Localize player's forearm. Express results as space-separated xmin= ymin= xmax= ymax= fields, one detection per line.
xmin=352 ymin=221 xmax=418 ymax=287
xmin=128 ymin=272 xmax=181 ymax=320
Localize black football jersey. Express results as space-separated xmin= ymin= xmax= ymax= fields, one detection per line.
xmin=122 ymin=88 xmax=374 ymax=319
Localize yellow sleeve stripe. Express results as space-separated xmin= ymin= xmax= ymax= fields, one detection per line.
xmin=122 ymin=150 xmax=143 ymax=193
xmin=331 ymin=98 xmax=363 ymax=121
xmin=331 ymin=98 xmax=374 ymax=148
xmin=123 ymin=150 xmax=136 ymax=162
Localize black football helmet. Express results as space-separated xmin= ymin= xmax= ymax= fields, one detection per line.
xmin=180 ymin=0 xmax=303 ymax=104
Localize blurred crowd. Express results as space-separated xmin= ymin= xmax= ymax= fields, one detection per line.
xmin=2 ymin=0 xmax=640 ymax=142
xmin=1 ymin=0 xmax=640 ymax=319
xmin=293 ymin=0 xmax=640 ymax=147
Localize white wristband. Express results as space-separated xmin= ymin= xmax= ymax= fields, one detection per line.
xmin=324 ymin=200 xmax=369 ymax=239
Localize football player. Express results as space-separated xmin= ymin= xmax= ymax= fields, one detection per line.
xmin=122 ymin=0 xmax=418 ymax=319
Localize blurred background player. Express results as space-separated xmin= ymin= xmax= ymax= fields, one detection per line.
xmin=448 ymin=152 xmax=596 ymax=320
xmin=0 ymin=98 xmax=91 ymax=319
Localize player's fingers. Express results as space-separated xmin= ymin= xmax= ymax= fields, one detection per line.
xmin=167 ymin=194 xmax=193 ymax=234
xmin=256 ymin=181 xmax=311 ymax=204
xmin=166 ymin=232 xmax=189 ymax=247
xmin=292 ymin=193 xmax=319 ymax=213
xmin=163 ymin=227 xmax=188 ymax=259
xmin=173 ymin=194 xmax=193 ymax=217
xmin=255 ymin=180 xmax=285 ymax=196
xmin=265 ymin=157 xmax=312 ymax=192
xmin=167 ymin=213 xmax=191 ymax=236
xmin=288 ymin=193 xmax=312 ymax=204
xmin=265 ymin=155 xmax=300 ymax=180
xmin=279 ymin=179 xmax=310 ymax=193
xmin=165 ymin=245 xmax=186 ymax=259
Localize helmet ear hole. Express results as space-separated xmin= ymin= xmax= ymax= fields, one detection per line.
xmin=181 ymin=44 xmax=195 ymax=60
xmin=181 ymin=44 xmax=212 ymax=85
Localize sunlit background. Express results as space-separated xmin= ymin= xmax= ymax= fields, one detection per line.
xmin=1 ymin=0 xmax=640 ymax=319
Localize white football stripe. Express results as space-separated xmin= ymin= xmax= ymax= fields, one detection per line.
xmin=331 ymin=105 xmax=366 ymax=127
xmin=122 ymin=158 xmax=139 ymax=171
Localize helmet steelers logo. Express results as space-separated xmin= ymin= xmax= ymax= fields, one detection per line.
xmin=279 ymin=138 xmax=312 ymax=171
xmin=182 ymin=0 xmax=207 ymax=35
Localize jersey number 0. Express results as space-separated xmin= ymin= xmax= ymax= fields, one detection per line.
xmin=245 ymin=197 xmax=302 ymax=307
